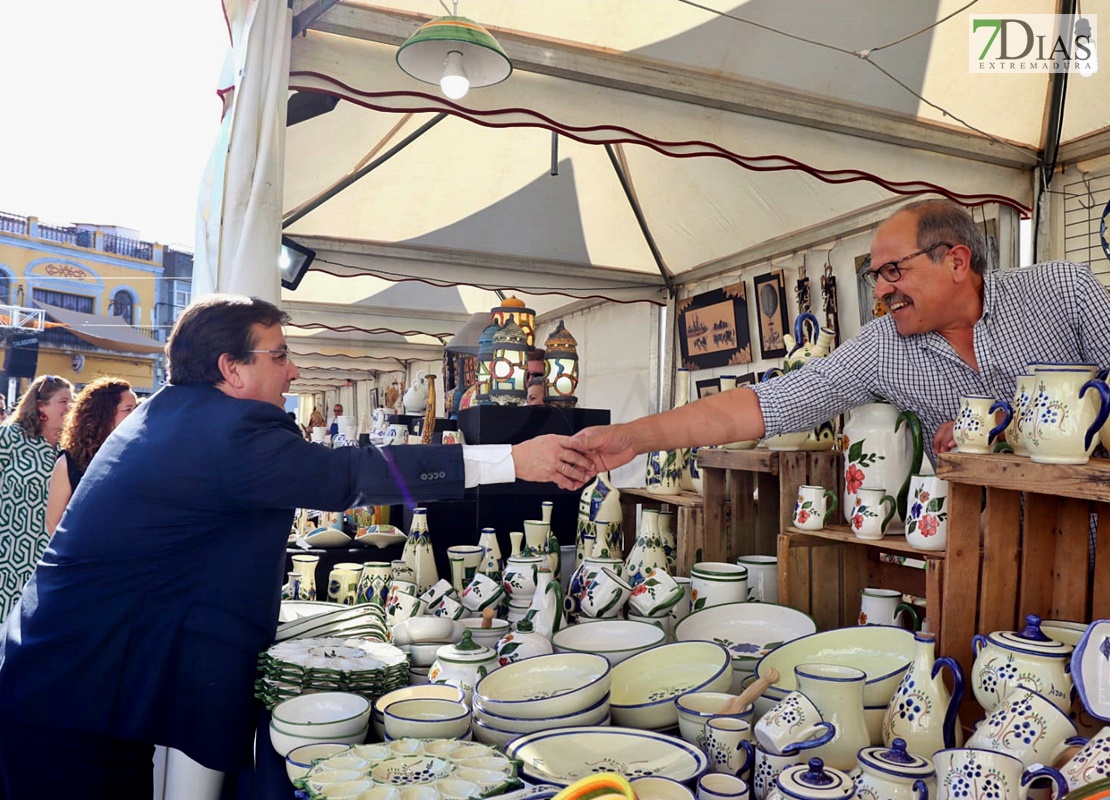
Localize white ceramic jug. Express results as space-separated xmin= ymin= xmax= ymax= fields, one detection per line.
xmin=795 ymin=664 xmax=871 ymax=771
xmin=842 ymin=404 xmax=922 ymax=528
xmin=402 ymin=370 xmax=430 ymax=414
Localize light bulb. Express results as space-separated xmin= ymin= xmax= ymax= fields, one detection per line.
xmin=440 ymin=50 xmax=469 ymax=99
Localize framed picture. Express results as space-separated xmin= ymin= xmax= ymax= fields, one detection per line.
xmin=695 ymin=377 xmax=721 ymax=398
xmin=369 ymin=388 xmax=380 ymax=409
xmin=753 ymin=271 xmax=789 ymax=359
xmin=736 ymin=372 xmax=756 ymax=386
xmin=676 ymin=282 xmax=752 ymax=370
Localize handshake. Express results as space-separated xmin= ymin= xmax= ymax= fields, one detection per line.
xmin=509 ymin=426 xmax=637 ymax=490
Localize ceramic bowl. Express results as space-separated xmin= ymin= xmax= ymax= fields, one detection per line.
xmin=472 ymin=691 xmax=611 ymax=733
xmin=610 ymin=641 xmax=732 ymax=730
xmin=268 ymin=719 xmax=368 ymax=758
xmin=474 ymin=652 xmax=611 ymax=719
xmin=754 ymin=626 xmax=915 ymax=713
xmin=271 ymin=691 xmax=372 ymax=738
xmin=471 ymin=717 xmax=523 ymax=749
xmin=400 ymin=641 xmax=452 ymax=668
xmin=382 ymin=698 xmax=471 ymax=741
xmin=460 ymin=617 xmax=512 ymax=650
xmin=284 ymin=742 xmax=355 ymax=783
xmin=391 ymin=616 xmax=464 ymax=646
xmin=630 ymin=776 xmax=697 ymax=800
xmin=552 ymin=619 xmax=667 ymax=665
xmin=675 ymin=691 xmax=750 ymax=746
xmin=674 ymin=601 xmax=816 ymax=664
xmin=372 ymin=684 xmax=468 ymax=740
xmin=409 ymin=666 xmax=431 ymax=686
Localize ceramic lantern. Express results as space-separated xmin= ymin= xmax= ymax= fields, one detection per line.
xmin=488 ymin=316 xmax=530 ymax=406
xmin=544 ymin=320 xmax=579 ymax=408
xmin=475 ymin=321 xmax=501 ymax=406
xmin=491 ymin=295 xmax=536 ymax=348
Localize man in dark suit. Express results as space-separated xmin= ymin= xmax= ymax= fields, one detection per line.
xmin=0 ymin=295 xmax=593 ymax=796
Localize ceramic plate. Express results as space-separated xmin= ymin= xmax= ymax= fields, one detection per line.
xmin=1072 ymin=620 xmax=1110 ymax=721
xmin=504 ymin=726 xmax=708 ymax=786
xmin=355 ymin=525 xmax=407 ymax=548
xmin=305 ymin=528 xmax=354 ymax=548
xmin=279 ymin=601 xmax=347 ymax=623
xmin=276 ymin=605 xmax=386 ymax=641
xmin=673 ymin=601 xmax=816 ymax=661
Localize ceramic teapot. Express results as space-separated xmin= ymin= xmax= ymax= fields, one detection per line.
xmin=402 ymin=371 xmax=430 ymax=414
xmin=843 ymin=403 xmax=923 ymax=527
xmin=767 ymin=758 xmax=857 ymax=800
xmin=428 ymin=629 xmax=499 ymax=707
xmin=971 ymin=614 xmax=1073 ymax=714
xmin=851 ymin=739 xmax=934 ymax=800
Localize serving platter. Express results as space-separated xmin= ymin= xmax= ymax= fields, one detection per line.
xmin=305 ymin=527 xmax=354 ymax=548
xmin=504 ymin=726 xmax=709 ymax=786
xmin=355 ymin=525 xmax=407 ymax=548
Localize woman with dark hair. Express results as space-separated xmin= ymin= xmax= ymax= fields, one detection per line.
xmin=0 ymin=373 xmax=73 ymax=618
xmin=45 ymin=377 xmax=137 ymax=535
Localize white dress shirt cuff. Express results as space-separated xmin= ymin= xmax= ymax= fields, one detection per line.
xmin=462 ymin=444 xmax=516 ymax=488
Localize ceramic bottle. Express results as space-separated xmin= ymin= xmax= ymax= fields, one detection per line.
xmin=658 ymin=509 xmax=677 ymax=571
xmin=576 ymin=472 xmax=623 ymax=567
xmin=674 ymin=368 xmax=695 ymax=492
xmin=883 ymin=631 xmax=964 ymax=756
xmin=402 ymin=507 xmax=439 ymax=593
xmin=476 ymin=527 xmax=502 ymax=581
xmin=624 ymin=509 xmax=669 ymax=587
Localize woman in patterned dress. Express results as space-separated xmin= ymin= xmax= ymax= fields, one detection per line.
xmin=0 ymin=375 xmax=73 ymax=619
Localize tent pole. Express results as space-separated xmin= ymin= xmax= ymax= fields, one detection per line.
xmin=603 ymin=143 xmax=676 ymax=298
xmin=282 ymin=113 xmax=448 ymax=229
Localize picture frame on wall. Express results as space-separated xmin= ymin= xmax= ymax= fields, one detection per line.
xmin=753 ymin=271 xmax=789 ymax=359
xmin=676 ymin=282 xmax=752 ymax=370
xmin=736 ymin=372 xmax=756 ymax=386
xmin=369 ymin=388 xmax=380 ymax=409
xmin=695 ymin=377 xmax=721 ymax=399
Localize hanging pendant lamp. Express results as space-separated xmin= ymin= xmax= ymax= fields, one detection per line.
xmin=396 ymin=14 xmax=512 ymax=100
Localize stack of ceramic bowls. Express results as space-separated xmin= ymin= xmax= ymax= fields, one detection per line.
xmin=552 ymin=619 xmax=666 ymax=665
xmin=372 ymin=685 xmax=468 ymax=740
xmin=674 ymin=601 xmax=816 ymax=692
xmin=609 ymin=641 xmax=732 ymax=730
xmin=268 ymin=691 xmax=372 ymax=757
xmin=471 ymin=652 xmax=612 ymax=746
xmin=276 ymin=602 xmax=388 ymax=642
xmin=383 ymin=698 xmax=472 ymax=741
xmin=256 ymin=638 xmax=410 ymax=708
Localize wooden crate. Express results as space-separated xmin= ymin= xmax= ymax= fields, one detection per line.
xmin=777 ymin=525 xmax=944 ymax=633
xmin=936 ymin=452 xmax=1110 ymax=698
xmin=617 ymin=486 xmax=706 ymax=576
xmin=698 ymin=448 xmax=843 ymax=560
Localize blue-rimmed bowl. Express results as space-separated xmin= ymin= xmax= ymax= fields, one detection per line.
xmin=474 ymin=652 xmax=611 ymax=719
xmin=610 ymin=641 xmax=732 ymax=730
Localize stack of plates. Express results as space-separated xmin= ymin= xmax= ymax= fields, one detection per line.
xmin=276 ymin=602 xmax=388 ymax=642
xmin=256 ymin=637 xmax=410 ymax=709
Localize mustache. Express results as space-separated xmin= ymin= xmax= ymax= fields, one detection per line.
xmin=883 ymin=293 xmax=911 ymax=309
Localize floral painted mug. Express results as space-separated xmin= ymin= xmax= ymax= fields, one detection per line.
xmin=904 ymin=474 xmax=949 ymax=551
xmin=953 ymin=395 xmax=1012 ymax=454
xmin=849 ymin=487 xmax=897 ymax=540
xmin=966 ymin=685 xmax=1079 ymax=767
xmin=793 ymin=485 xmax=838 ymax=531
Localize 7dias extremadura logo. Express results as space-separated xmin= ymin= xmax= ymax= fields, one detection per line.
xmin=970 ymin=14 xmax=1098 ymax=74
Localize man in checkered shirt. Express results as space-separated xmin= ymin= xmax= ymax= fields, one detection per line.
xmin=572 ymin=198 xmax=1110 ymax=468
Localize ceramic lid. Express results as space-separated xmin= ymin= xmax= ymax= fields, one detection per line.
xmin=857 ymin=739 xmax=935 ymax=779
xmin=435 ymin=630 xmax=497 ymax=665
xmin=988 ymin=614 xmax=1073 ymax=658
xmin=775 ymin=758 xmax=855 ymax=799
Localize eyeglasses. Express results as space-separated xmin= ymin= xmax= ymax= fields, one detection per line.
xmin=860 ymin=242 xmax=952 ymax=288
xmin=247 ymin=348 xmax=290 ymax=364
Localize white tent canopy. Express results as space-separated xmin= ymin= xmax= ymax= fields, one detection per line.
xmin=200 ymin=0 xmax=1110 ymax=390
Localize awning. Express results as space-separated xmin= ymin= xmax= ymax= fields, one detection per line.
xmin=34 ymin=302 xmax=165 ymax=355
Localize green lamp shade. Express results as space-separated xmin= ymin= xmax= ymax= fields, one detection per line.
xmin=396 ymin=16 xmax=512 ymax=89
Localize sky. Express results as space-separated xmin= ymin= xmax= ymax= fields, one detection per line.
xmin=0 ymin=2 xmax=229 ymax=250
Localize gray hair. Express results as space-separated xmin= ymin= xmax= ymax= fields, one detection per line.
xmin=900 ymin=199 xmax=988 ymax=274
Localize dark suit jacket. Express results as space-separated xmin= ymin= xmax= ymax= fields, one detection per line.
xmin=0 ymin=384 xmax=465 ymax=771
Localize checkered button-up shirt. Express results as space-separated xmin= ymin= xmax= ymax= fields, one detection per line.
xmin=752 ymin=260 xmax=1110 ymax=463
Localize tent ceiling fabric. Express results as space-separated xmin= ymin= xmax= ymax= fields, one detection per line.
xmin=278 ymin=0 xmax=1107 ymax=382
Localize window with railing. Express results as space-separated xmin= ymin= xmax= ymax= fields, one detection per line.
xmin=112 ymin=291 xmax=135 ymax=324
xmin=32 ymin=288 xmax=95 ymax=349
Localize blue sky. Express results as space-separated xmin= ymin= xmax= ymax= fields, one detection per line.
xmin=0 ymin=2 xmax=228 ymax=249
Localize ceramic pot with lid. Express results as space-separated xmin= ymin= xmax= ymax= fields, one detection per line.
xmin=428 ymin=629 xmax=499 ymax=707
xmin=767 ymin=758 xmax=856 ymax=800
xmin=971 ymin=613 xmax=1073 ymax=714
xmin=851 ymin=738 xmax=934 ymax=800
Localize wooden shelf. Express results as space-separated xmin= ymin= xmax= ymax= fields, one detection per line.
xmin=783 ymin=525 xmax=946 ymax=559
xmin=937 ymin=452 xmax=1110 ymax=502
xmin=696 ymin=447 xmax=780 ymax=474
xmin=617 ymin=486 xmax=705 ymax=508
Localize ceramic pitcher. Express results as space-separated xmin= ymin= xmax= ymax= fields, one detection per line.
xmin=795 ymin=664 xmax=871 ymax=771
xmin=1007 ymin=373 xmax=1037 ymax=457
xmin=883 ymin=632 xmax=964 ymax=756
xmin=932 ymin=748 xmax=1067 ymax=800
xmin=842 ymin=404 xmax=922 ymax=528
xmin=1024 ymin=363 xmax=1110 ymax=465
xmin=953 ymin=394 xmax=1012 ymax=454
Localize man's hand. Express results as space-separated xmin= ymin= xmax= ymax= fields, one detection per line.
xmin=512 ymin=435 xmax=597 ymax=490
xmin=569 ymin=425 xmax=638 ymax=474
xmin=933 ymin=420 xmax=957 ymax=455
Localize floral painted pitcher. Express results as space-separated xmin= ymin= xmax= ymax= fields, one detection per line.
xmin=843 ymin=403 xmax=922 ymax=528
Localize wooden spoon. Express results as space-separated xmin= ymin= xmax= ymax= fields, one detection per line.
xmin=718 ymin=667 xmax=781 ymax=716
xmin=480 ymin=607 xmax=496 ymax=629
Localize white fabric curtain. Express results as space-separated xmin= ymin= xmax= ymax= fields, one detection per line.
xmin=194 ymin=0 xmax=290 ymax=302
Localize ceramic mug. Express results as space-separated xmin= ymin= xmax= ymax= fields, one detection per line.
xmin=690 ymin=562 xmax=749 ymax=612
xmin=327 ymin=563 xmax=363 ymax=606
xmin=1025 ymin=363 xmax=1110 ymax=465
xmin=386 ymin=589 xmax=426 ymax=625
xmin=667 ymin=577 xmax=693 ymax=629
xmin=628 ymin=567 xmax=685 ymax=617
xmin=704 ymin=716 xmax=755 ymax=777
xmin=290 ymin=554 xmax=320 ymax=600
xmin=849 ymin=487 xmax=896 ymax=540
xmin=581 ymin=567 xmax=633 ymax=618
xmin=736 ymin=556 xmax=778 ymax=604
xmin=420 ymin=579 xmax=456 ymax=611
xmin=461 ymin=573 xmax=505 ymax=612
xmin=858 ymin=587 xmax=920 ymax=629
xmin=697 ymin=772 xmax=750 ymax=800
xmin=792 ymin=485 xmax=838 ymax=531
xmin=904 ymin=474 xmax=949 ymax=552
xmin=966 ymin=685 xmax=1078 ymax=767
xmin=953 ymin=395 xmax=1012 ymax=454
xmin=431 ymin=593 xmax=467 ymax=620
xmin=932 ymin=748 xmax=1067 ymax=800
xmin=751 ymin=744 xmax=805 ymax=800
xmin=391 ymin=560 xmax=416 ymax=583
xmin=384 ymin=423 xmax=409 ymax=445
xmin=1060 ymin=726 xmax=1110 ymax=791
xmin=753 ymin=691 xmax=836 ymax=756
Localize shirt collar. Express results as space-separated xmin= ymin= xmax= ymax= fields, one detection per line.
xmin=979 ymin=270 xmax=997 ymax=322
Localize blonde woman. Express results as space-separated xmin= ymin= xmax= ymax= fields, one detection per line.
xmin=0 ymin=374 xmax=73 ymax=619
